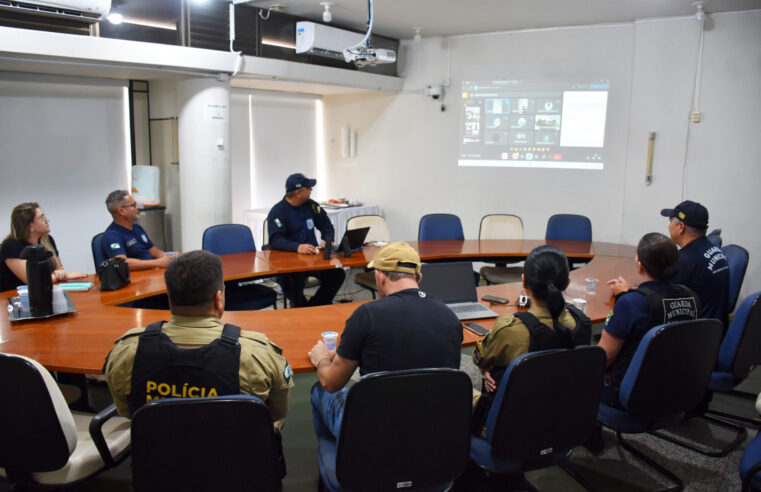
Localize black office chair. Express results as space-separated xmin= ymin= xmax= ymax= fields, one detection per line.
xmin=595 ymin=319 xmax=723 ymax=491
xmin=131 ymin=395 xmax=285 ymax=492
xmin=0 ymin=353 xmax=131 ymax=488
xmin=707 ymin=228 xmax=723 ymax=247
xmin=202 ymin=224 xmax=278 ymax=311
xmin=651 ymin=292 xmax=761 ymax=457
xmin=316 ymin=369 xmax=472 ymax=492
xmin=468 ymin=347 xmax=606 ymax=489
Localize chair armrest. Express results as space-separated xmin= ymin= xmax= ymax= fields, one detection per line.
xmin=89 ymin=403 xmax=131 ymax=468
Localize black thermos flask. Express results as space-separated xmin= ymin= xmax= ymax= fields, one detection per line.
xmin=20 ymin=244 xmax=53 ymax=317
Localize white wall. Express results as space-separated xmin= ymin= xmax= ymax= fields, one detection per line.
xmin=322 ymin=10 xmax=761 ymax=299
xmin=0 ymin=72 xmax=130 ymax=274
xmin=230 ymin=89 xmax=320 ymax=225
xmin=322 ymin=24 xmax=634 ymax=242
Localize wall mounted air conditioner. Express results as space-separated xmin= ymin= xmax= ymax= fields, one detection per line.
xmin=0 ymin=0 xmax=111 ymax=23
xmin=295 ymin=21 xmax=365 ymax=60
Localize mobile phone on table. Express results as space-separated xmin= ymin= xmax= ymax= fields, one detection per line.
xmin=481 ymin=295 xmax=508 ymax=304
xmin=464 ymin=322 xmax=490 ymax=336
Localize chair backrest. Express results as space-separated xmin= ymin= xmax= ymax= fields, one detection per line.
xmin=131 ymin=395 xmax=283 ymax=492
xmin=336 ymin=369 xmax=472 ymax=491
xmin=0 ymin=353 xmax=77 ymax=475
xmin=262 ymin=219 xmax=270 ymax=249
xmin=486 ymin=347 xmax=606 ymax=464
xmin=707 ymin=228 xmax=723 ymax=247
xmin=717 ymin=292 xmax=761 ymax=378
xmin=91 ymin=233 xmax=106 ymax=270
xmin=418 ymin=213 xmax=465 ymax=241
xmin=545 ymin=214 xmax=592 ymax=241
xmin=202 ymin=224 xmax=256 ymax=255
xmin=724 ymin=244 xmax=750 ymax=313
xmin=479 ymin=214 xmax=524 ymax=240
xmin=347 ymin=214 xmax=391 ymax=243
xmin=620 ymin=319 xmax=723 ymax=420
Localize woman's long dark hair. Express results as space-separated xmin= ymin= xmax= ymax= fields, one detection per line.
xmin=637 ymin=232 xmax=679 ymax=281
xmin=524 ymin=245 xmax=573 ymax=345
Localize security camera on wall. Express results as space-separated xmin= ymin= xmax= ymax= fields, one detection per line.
xmin=425 ymin=84 xmax=444 ymax=100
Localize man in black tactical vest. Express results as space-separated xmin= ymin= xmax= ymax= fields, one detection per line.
xmin=104 ymin=250 xmax=293 ymax=427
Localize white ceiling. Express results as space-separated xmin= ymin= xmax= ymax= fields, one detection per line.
xmin=241 ymin=0 xmax=761 ymax=40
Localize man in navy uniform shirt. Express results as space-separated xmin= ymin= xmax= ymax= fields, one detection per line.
xmin=266 ymin=173 xmax=345 ymax=306
xmin=661 ymin=200 xmax=730 ymax=329
xmin=102 ymin=190 xmax=177 ymax=270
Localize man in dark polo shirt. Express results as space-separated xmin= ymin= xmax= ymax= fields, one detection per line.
xmin=101 ymin=190 xmax=177 ymax=270
xmin=661 ymin=200 xmax=730 ymax=329
xmin=266 ymin=173 xmax=345 ymax=307
xmin=306 ymin=242 xmax=463 ymax=439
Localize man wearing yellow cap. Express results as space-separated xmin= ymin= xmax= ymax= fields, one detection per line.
xmin=307 ymin=241 xmax=463 ymax=439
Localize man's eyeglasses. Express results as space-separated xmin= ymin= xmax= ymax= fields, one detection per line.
xmin=121 ymin=202 xmax=138 ymax=209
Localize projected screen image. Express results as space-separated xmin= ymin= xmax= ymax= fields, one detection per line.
xmin=459 ymin=79 xmax=609 ymax=170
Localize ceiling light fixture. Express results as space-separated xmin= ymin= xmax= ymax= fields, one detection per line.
xmin=320 ymin=2 xmax=333 ymax=23
xmin=107 ymin=12 xmax=123 ymax=24
xmin=413 ymin=26 xmax=422 ymax=43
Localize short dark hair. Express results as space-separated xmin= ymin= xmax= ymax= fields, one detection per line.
xmin=165 ymin=250 xmax=223 ymax=308
xmin=106 ymin=190 xmax=129 ymax=215
xmin=637 ymin=232 xmax=679 ymax=281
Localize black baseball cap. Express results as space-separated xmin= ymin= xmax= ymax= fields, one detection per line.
xmin=660 ymin=200 xmax=709 ymax=230
xmin=285 ymin=173 xmax=317 ymax=192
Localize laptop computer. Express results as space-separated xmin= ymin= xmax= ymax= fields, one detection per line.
xmin=418 ymin=262 xmax=499 ymax=321
xmin=331 ymin=226 xmax=370 ymax=253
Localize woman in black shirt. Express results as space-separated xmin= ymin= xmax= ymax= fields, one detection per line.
xmin=0 ymin=202 xmax=85 ymax=292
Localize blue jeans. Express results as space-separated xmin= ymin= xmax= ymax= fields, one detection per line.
xmin=311 ymin=383 xmax=348 ymax=441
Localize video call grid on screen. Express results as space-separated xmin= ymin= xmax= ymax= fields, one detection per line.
xmin=459 ymin=79 xmax=609 ymax=170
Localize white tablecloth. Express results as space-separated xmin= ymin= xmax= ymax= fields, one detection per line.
xmin=243 ymin=204 xmax=382 ymax=248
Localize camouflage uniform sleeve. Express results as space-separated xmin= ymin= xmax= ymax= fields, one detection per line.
xmin=103 ymin=333 xmax=142 ymax=418
xmin=239 ymin=334 xmax=294 ymax=423
xmin=472 ymin=314 xmax=531 ymax=372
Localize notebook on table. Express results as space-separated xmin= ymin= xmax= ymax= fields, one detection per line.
xmin=418 ymin=262 xmax=499 ymax=321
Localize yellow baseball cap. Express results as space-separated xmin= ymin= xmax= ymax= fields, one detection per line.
xmin=367 ymin=242 xmax=421 ymax=274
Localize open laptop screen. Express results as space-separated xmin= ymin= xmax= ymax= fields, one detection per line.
xmin=419 ymin=262 xmax=478 ymax=304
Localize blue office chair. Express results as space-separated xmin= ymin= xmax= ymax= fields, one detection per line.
xmin=0 ymin=353 xmax=131 ymax=488
xmin=707 ymin=228 xmax=723 ymax=247
xmin=202 ymin=224 xmax=277 ymax=311
xmin=418 ymin=213 xmax=465 ymax=241
xmin=545 ymin=214 xmax=592 ymax=242
xmin=131 ymin=395 xmax=284 ymax=492
xmin=703 ymin=291 xmax=761 ymax=430
xmin=91 ymin=232 xmax=106 ymax=271
xmin=596 ymin=319 xmax=723 ymax=490
xmin=469 ymin=347 xmax=605 ymax=489
xmin=316 ymin=369 xmax=472 ymax=492
xmin=740 ymin=431 xmax=761 ymax=492
xmin=725 ymin=244 xmax=750 ymax=313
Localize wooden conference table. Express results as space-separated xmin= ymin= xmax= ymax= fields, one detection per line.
xmin=0 ymin=240 xmax=637 ymax=375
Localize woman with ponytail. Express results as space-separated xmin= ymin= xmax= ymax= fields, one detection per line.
xmin=598 ymin=232 xmax=700 ymax=408
xmin=0 ymin=202 xmax=86 ymax=291
xmin=473 ymin=245 xmax=579 ymax=393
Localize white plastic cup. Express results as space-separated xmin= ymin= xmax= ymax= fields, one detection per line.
xmin=572 ymin=298 xmax=587 ymax=313
xmin=585 ymin=278 xmax=599 ymax=295
xmin=321 ymin=331 xmax=339 ymax=351
xmin=52 ymin=285 xmax=67 ymax=314
xmin=18 ymin=291 xmax=30 ymax=311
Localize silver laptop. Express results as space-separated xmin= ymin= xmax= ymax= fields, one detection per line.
xmin=419 ymin=262 xmax=499 ymax=321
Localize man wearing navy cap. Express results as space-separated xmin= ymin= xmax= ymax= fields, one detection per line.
xmin=266 ymin=173 xmax=345 ymax=307
xmin=661 ymin=200 xmax=730 ymax=329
